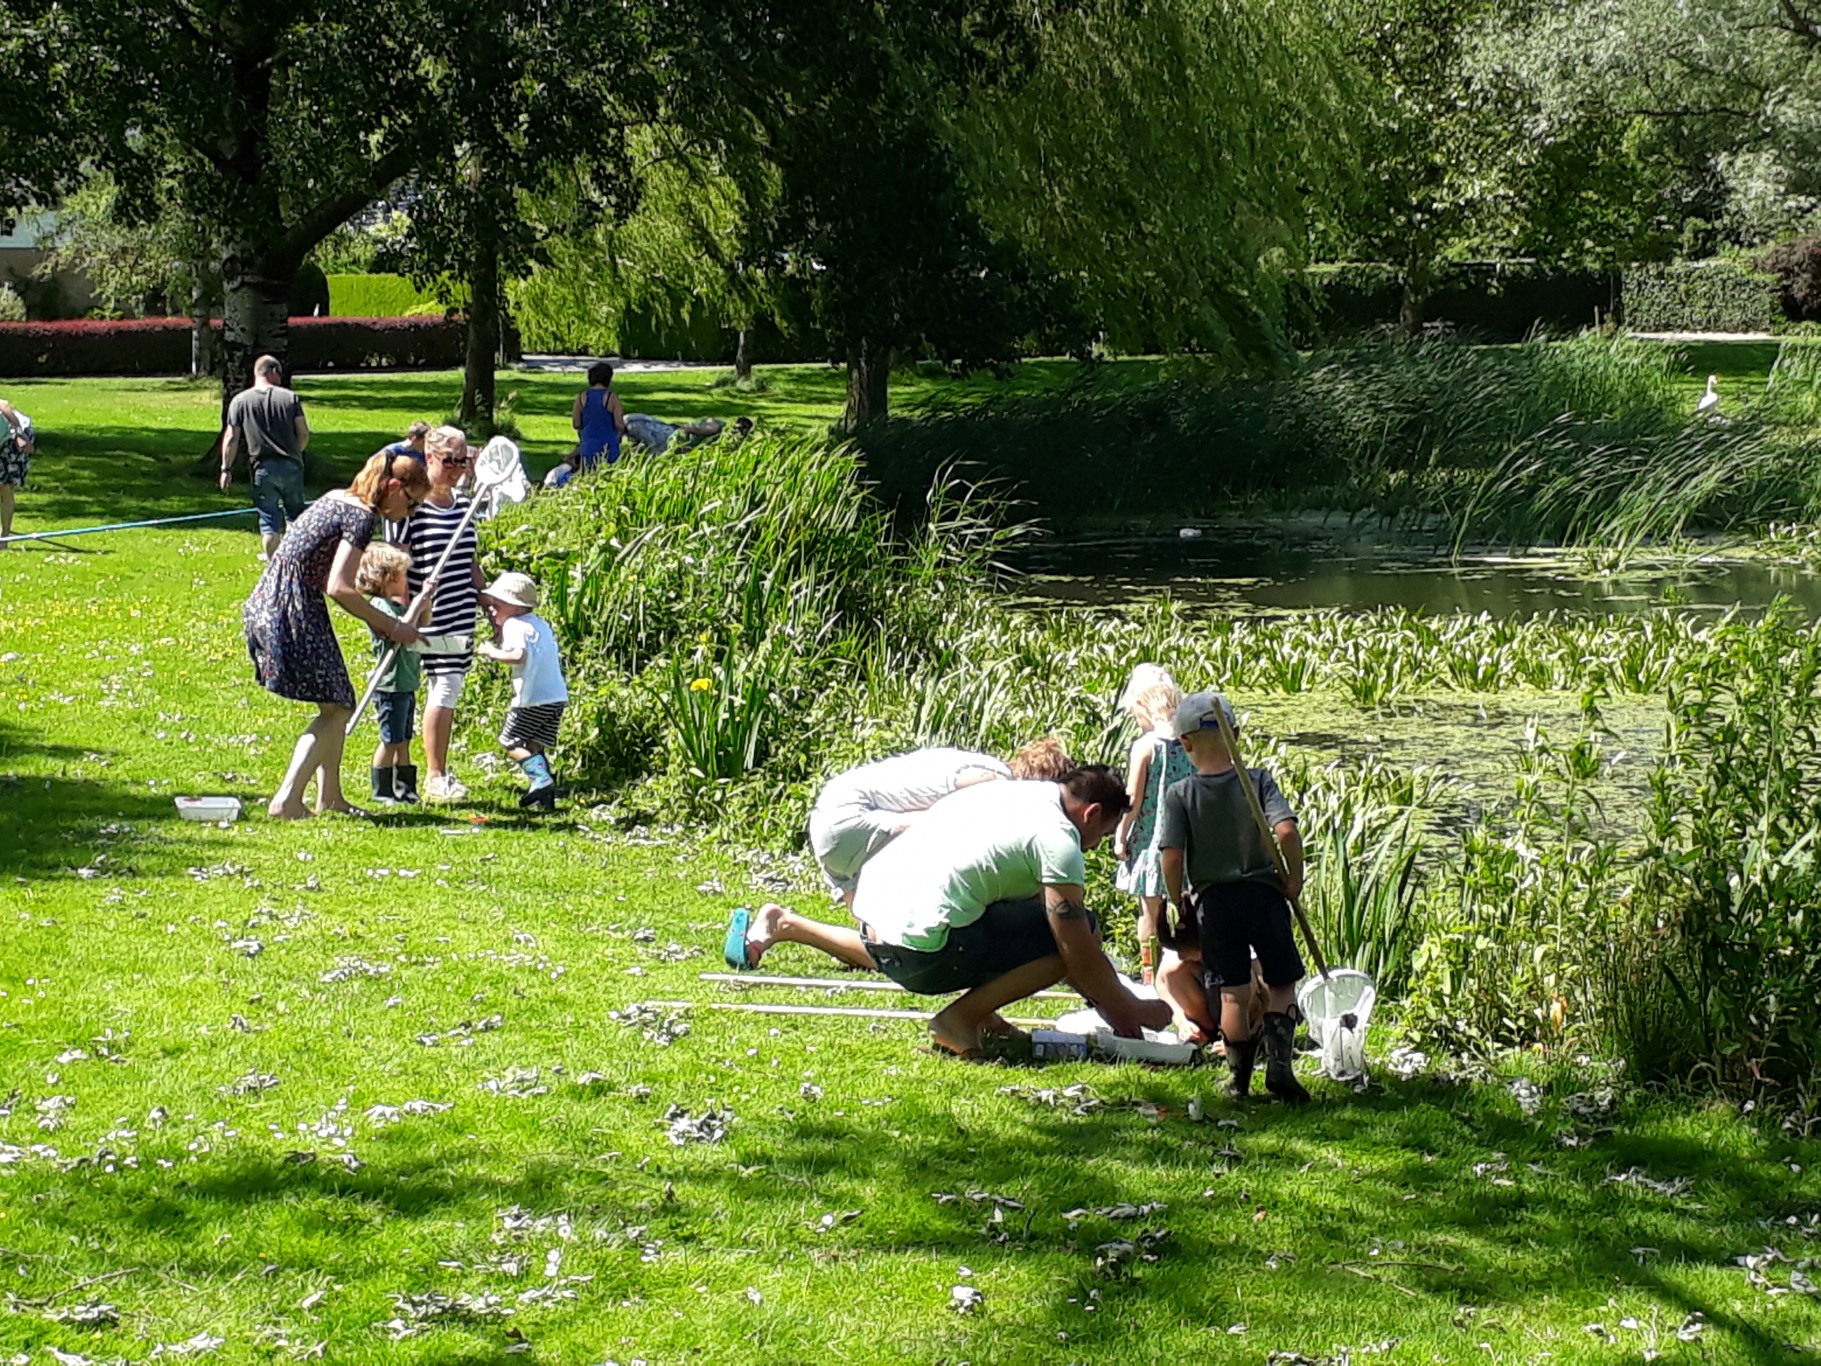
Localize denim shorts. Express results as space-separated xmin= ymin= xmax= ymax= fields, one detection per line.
xmin=251 ymin=458 xmax=306 ymax=535
xmin=865 ymin=897 xmax=1096 ymax=996
xmin=375 ymin=690 xmax=416 ymax=745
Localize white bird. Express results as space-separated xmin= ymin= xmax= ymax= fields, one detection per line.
xmin=1695 ymin=374 xmax=1720 ymax=418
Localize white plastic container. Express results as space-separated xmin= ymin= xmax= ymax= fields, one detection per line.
xmin=1091 ymin=1030 xmax=1199 ymax=1066
xmin=175 ymin=796 xmax=243 ymax=823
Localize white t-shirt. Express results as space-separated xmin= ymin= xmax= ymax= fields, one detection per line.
xmin=854 ymin=780 xmax=1085 ymax=952
xmin=812 ymin=746 xmax=1010 ymax=816
xmin=501 ymin=613 xmax=568 ymax=707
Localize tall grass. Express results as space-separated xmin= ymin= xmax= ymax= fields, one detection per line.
xmin=853 ymin=333 xmax=1821 ymax=543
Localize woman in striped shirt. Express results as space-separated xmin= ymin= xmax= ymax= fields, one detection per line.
xmin=394 ymin=425 xmax=485 ymax=802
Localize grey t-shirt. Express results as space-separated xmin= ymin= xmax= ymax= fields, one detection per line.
xmin=1156 ymin=767 xmax=1295 ymax=891
xmin=227 ymin=384 xmax=305 ymax=467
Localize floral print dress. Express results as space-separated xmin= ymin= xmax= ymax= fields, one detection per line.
xmin=242 ymin=495 xmax=376 ymax=706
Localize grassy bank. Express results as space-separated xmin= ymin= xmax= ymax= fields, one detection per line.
xmin=2 ymin=516 xmax=1820 ymax=1363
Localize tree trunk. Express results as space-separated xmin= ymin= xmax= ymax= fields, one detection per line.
xmin=734 ymin=326 xmax=752 ymax=384
xmin=219 ymin=244 xmax=293 ymax=418
xmin=843 ymin=341 xmax=892 ymax=430
xmin=1398 ymin=254 xmax=1432 ymax=340
xmin=189 ymin=276 xmax=216 ymax=379
xmin=198 ymin=244 xmax=294 ymax=477
xmin=462 ymin=240 xmax=501 ymax=431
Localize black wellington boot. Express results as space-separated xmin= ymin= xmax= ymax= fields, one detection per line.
xmin=370 ymin=766 xmax=397 ymax=804
xmin=1261 ymin=1011 xmax=1312 ymax=1104
xmin=1224 ymin=1035 xmax=1259 ymax=1101
xmin=393 ymin=765 xmax=420 ymax=804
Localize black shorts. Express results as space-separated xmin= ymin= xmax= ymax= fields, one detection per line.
xmin=1181 ymin=880 xmax=1303 ymax=989
xmin=866 ymin=897 xmax=1096 ymax=996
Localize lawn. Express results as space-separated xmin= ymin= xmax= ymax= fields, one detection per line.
xmin=1 ymin=361 xmax=1818 ymax=1365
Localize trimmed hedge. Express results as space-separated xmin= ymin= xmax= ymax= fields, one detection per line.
xmin=0 ymin=315 xmax=467 ymax=377
xmin=1623 ymin=261 xmax=1781 ymax=333
xmin=327 ymin=272 xmax=453 ymax=319
xmin=1299 ymin=261 xmax=1621 ymax=343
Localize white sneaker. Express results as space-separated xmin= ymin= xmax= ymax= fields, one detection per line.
xmin=424 ymin=774 xmax=469 ymax=802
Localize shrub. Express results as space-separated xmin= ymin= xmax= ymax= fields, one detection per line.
xmin=1753 ymin=238 xmax=1821 ymax=322
xmin=1623 ymin=261 xmax=1782 ymax=333
xmin=0 ymin=284 xmax=25 ymax=324
xmin=288 ymin=263 xmax=331 ymax=318
xmin=1299 ymin=261 xmax=1620 ymax=344
xmin=328 ymin=273 xmax=453 ymax=319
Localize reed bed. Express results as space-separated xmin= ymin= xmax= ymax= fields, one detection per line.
xmin=484 ymin=435 xmax=1821 ymax=1098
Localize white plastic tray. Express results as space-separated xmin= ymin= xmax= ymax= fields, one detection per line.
xmin=1091 ymin=1030 xmax=1199 ymax=1066
xmin=175 ymin=796 xmax=242 ymax=822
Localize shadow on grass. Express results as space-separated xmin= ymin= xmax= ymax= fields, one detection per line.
xmin=17 ymin=1076 xmax=1810 ymax=1361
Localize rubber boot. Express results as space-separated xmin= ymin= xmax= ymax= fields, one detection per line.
xmin=1262 ymin=1011 xmax=1311 ymax=1104
xmin=393 ymin=764 xmax=420 ymax=804
xmin=519 ymin=753 xmax=556 ymax=810
xmin=1224 ymin=1035 xmax=1259 ymax=1101
xmin=370 ymin=766 xmax=397 ymax=804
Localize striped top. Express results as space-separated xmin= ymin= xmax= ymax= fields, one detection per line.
xmin=391 ymin=495 xmax=478 ymax=675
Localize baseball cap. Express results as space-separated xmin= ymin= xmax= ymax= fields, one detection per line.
xmin=1172 ymin=690 xmax=1237 ymax=738
xmin=481 ymin=571 xmax=540 ymax=610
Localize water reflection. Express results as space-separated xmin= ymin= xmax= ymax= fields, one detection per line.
xmin=1002 ymin=531 xmax=1821 ymax=618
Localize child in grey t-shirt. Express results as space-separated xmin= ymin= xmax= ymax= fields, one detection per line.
xmin=1157 ymin=691 xmax=1310 ymax=1104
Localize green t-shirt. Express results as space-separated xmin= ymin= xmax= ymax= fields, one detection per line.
xmin=853 ymin=780 xmax=1086 ymax=951
xmin=369 ymin=597 xmax=421 ymax=693
xmin=1156 ymin=767 xmax=1295 ymax=892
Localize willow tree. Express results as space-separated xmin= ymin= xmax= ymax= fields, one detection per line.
xmin=958 ymin=0 xmax=1358 ymax=362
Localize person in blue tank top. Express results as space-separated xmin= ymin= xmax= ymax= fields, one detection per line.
xmin=570 ymin=362 xmax=626 ymax=470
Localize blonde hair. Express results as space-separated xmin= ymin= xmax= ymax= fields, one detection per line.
xmin=1129 ymin=679 xmax=1183 ymax=734
xmin=1008 ymin=737 xmax=1074 ymax=781
xmin=1118 ymin=663 xmax=1174 ymax=714
xmin=348 ymin=451 xmax=431 ymax=510
xmin=356 ymin=542 xmax=412 ymax=595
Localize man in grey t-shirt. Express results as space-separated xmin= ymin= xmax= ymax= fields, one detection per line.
xmin=220 ymin=354 xmax=311 ymax=558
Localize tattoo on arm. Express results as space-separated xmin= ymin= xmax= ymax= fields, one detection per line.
xmin=1050 ymin=896 xmax=1091 ymax=923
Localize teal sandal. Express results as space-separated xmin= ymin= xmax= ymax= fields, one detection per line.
xmin=721 ymin=907 xmax=753 ymax=971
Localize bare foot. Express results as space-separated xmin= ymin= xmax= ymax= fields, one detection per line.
xmin=317 ymin=801 xmax=370 ymax=818
xmin=928 ymin=1005 xmax=985 ymax=1059
xmin=743 ymin=902 xmax=786 ymax=968
xmin=267 ymin=801 xmax=311 ymax=820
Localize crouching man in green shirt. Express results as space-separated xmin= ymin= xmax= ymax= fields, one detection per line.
xmin=855 ymin=765 xmax=1173 ymax=1058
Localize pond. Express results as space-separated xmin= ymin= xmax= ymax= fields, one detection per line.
xmin=1001 ymin=521 xmax=1821 ymax=618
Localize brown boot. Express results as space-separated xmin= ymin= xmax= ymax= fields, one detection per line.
xmin=1261 ymin=1011 xmax=1311 ymax=1104
xmin=1224 ymin=1034 xmax=1259 ymax=1101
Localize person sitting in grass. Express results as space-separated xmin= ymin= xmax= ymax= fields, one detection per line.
xmin=1158 ymin=691 xmax=1309 ymax=1103
xmin=477 ymin=571 xmax=567 ymax=810
xmin=623 ymin=413 xmax=752 ymax=456
xmin=356 ymin=542 xmax=422 ymax=805
xmin=854 ymin=764 xmax=1172 ymax=1059
xmin=381 ymin=420 xmax=432 ymax=463
xmin=724 ymin=737 xmax=1075 ymax=973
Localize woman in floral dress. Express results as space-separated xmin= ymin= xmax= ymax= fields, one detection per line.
xmin=243 ymin=451 xmax=430 ymax=818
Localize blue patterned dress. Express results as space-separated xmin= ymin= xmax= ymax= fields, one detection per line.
xmin=242 ymin=496 xmax=376 ymax=706
xmin=1117 ymin=732 xmax=1199 ymax=897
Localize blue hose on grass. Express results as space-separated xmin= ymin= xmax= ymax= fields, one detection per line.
xmin=0 ymin=507 xmax=259 ymax=546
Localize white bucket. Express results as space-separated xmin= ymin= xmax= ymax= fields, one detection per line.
xmin=1297 ymin=968 xmax=1376 ymax=1082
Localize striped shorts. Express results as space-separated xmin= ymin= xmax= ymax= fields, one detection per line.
xmin=500 ymin=702 xmax=565 ymax=752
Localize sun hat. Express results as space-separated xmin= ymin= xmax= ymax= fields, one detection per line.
xmin=481 ymin=571 xmax=540 ymax=610
xmin=1172 ymin=690 xmax=1238 ymax=738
